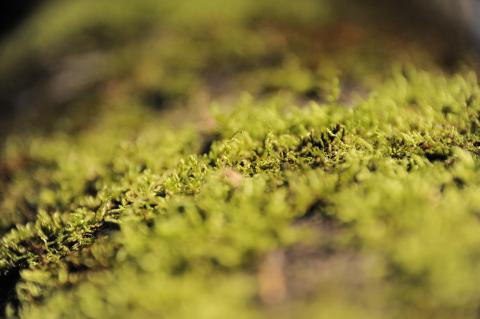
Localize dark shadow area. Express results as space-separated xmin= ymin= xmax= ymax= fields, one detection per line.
xmin=0 ymin=1 xmax=42 ymax=38
xmin=0 ymin=268 xmax=20 ymax=318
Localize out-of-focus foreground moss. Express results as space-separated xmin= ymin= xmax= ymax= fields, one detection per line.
xmin=0 ymin=0 xmax=479 ymax=318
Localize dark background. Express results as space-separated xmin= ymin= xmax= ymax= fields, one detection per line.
xmin=0 ymin=0 xmax=41 ymax=38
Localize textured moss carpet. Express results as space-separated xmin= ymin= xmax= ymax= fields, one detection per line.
xmin=0 ymin=1 xmax=479 ymax=318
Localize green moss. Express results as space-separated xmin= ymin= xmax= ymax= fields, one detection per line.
xmin=0 ymin=0 xmax=480 ymax=318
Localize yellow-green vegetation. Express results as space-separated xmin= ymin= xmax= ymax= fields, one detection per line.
xmin=0 ymin=0 xmax=479 ymax=318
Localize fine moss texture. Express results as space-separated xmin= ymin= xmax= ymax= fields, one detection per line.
xmin=0 ymin=1 xmax=479 ymax=318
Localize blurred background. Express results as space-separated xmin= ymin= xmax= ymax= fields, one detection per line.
xmin=0 ymin=0 xmax=478 ymax=141
xmin=2 ymin=0 xmax=479 ymax=45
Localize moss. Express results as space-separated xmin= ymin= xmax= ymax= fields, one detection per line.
xmin=0 ymin=0 xmax=480 ymax=318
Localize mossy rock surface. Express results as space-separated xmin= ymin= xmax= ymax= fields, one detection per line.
xmin=0 ymin=1 xmax=480 ymax=318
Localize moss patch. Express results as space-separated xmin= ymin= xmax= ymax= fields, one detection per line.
xmin=0 ymin=1 xmax=479 ymax=318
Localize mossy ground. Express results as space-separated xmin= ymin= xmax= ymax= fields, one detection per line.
xmin=0 ymin=1 xmax=480 ymax=318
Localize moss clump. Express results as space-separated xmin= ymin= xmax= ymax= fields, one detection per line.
xmin=0 ymin=1 xmax=479 ymax=318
